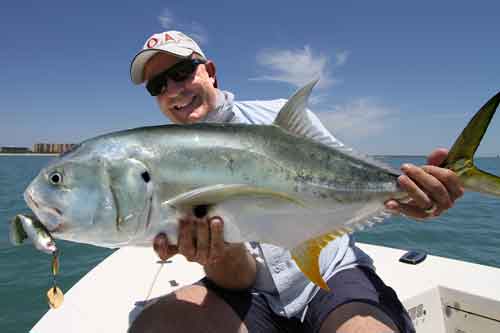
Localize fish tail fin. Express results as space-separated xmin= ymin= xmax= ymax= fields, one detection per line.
xmin=442 ymin=91 xmax=500 ymax=196
xmin=291 ymin=228 xmax=351 ymax=291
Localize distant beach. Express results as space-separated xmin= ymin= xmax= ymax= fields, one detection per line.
xmin=0 ymin=153 xmax=58 ymax=157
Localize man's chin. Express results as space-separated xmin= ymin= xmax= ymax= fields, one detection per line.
xmin=181 ymin=105 xmax=208 ymax=123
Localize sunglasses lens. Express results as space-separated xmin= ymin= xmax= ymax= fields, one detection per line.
xmin=146 ymin=59 xmax=205 ymax=96
xmin=169 ymin=62 xmax=196 ymax=82
xmin=146 ymin=76 xmax=165 ymax=96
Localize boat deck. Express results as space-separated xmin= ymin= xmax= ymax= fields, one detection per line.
xmin=31 ymin=243 xmax=500 ymax=332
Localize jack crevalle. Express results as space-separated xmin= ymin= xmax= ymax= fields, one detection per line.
xmin=22 ymin=81 xmax=500 ymax=289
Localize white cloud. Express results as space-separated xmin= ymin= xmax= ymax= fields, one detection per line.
xmin=317 ymin=98 xmax=398 ymax=141
xmin=335 ymin=50 xmax=349 ymax=66
xmin=158 ymin=9 xmax=175 ymax=29
xmin=185 ymin=21 xmax=208 ymax=45
xmin=308 ymin=93 xmax=329 ymax=106
xmin=157 ymin=9 xmax=208 ymax=45
xmin=251 ymin=46 xmax=348 ymax=89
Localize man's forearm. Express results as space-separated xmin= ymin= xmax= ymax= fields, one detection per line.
xmin=204 ymin=243 xmax=257 ymax=290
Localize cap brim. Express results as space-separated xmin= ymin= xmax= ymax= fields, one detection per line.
xmin=130 ymin=47 xmax=193 ymax=84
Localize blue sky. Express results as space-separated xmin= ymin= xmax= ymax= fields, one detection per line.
xmin=1 ymin=0 xmax=499 ymax=155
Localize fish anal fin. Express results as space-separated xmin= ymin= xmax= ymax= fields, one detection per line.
xmin=291 ymin=229 xmax=348 ymax=291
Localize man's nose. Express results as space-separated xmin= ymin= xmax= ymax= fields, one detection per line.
xmin=163 ymin=78 xmax=185 ymax=98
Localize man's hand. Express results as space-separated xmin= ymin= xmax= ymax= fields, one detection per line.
xmin=153 ymin=215 xmax=257 ymax=290
xmin=385 ymin=148 xmax=464 ymax=219
xmin=153 ymin=215 xmax=226 ymax=265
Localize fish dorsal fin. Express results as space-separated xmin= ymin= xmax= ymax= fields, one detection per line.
xmin=162 ymin=184 xmax=305 ymax=211
xmin=290 ymin=227 xmax=353 ymax=291
xmin=273 ymin=79 xmax=400 ymax=176
xmin=273 ymin=79 xmax=321 ymax=140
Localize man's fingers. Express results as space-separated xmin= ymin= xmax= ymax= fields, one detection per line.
xmin=422 ymin=165 xmax=464 ymax=202
xmin=195 ymin=217 xmax=210 ymax=265
xmin=389 ymin=149 xmax=462 ymax=220
xmin=385 ymin=199 xmax=443 ymax=219
xmin=401 ymin=164 xmax=452 ymax=210
xmin=208 ymin=216 xmax=225 ymax=264
xmin=153 ymin=233 xmax=178 ymax=261
xmin=427 ymin=148 xmax=449 ymax=166
xmin=398 ymin=202 xmax=443 ymax=219
xmin=384 ymin=200 xmax=400 ymax=214
xmin=153 ymin=233 xmax=168 ymax=260
xmin=397 ymin=173 xmax=433 ymax=210
xmin=178 ymin=218 xmax=196 ymax=261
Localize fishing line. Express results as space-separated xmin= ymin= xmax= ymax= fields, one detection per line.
xmin=144 ymin=260 xmax=166 ymax=302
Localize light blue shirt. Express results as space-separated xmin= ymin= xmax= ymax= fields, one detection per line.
xmin=204 ymin=90 xmax=374 ymax=320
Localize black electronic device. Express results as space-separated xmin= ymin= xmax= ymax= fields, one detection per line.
xmin=399 ymin=250 xmax=427 ymax=265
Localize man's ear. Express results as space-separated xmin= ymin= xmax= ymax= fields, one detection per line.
xmin=205 ymin=60 xmax=218 ymax=88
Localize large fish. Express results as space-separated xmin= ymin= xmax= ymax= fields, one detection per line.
xmin=22 ymin=81 xmax=500 ymax=289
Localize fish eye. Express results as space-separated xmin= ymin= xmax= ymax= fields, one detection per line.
xmin=49 ymin=172 xmax=63 ymax=185
xmin=141 ymin=171 xmax=151 ymax=183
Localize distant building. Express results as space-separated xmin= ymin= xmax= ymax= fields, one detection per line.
xmin=0 ymin=146 xmax=31 ymax=153
xmin=32 ymin=143 xmax=75 ymax=154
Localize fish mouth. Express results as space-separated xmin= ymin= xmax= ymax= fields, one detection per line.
xmin=24 ymin=191 xmax=64 ymax=233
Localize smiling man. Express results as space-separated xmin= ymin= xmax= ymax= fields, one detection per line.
xmin=128 ymin=30 xmax=463 ymax=333
xmin=131 ymin=31 xmax=218 ymax=124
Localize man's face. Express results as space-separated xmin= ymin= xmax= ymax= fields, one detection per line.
xmin=143 ymin=53 xmax=218 ymax=124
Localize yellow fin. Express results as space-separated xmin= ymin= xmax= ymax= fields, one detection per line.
xmin=291 ymin=228 xmax=350 ymax=291
xmin=443 ymin=91 xmax=500 ymax=196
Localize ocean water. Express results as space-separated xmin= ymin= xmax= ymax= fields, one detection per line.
xmin=1 ymin=155 xmax=499 ymax=332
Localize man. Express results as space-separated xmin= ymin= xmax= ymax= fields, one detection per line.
xmin=128 ymin=31 xmax=463 ymax=333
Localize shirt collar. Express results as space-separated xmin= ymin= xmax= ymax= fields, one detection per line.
xmin=203 ymin=89 xmax=235 ymax=123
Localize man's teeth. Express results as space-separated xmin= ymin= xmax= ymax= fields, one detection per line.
xmin=174 ymin=97 xmax=195 ymax=110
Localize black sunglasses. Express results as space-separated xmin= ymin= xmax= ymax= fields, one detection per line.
xmin=146 ymin=58 xmax=206 ymax=96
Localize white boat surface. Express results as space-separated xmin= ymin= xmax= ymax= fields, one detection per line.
xmin=31 ymin=243 xmax=500 ymax=332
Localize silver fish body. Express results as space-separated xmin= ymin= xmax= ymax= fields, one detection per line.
xmin=24 ymin=117 xmax=401 ymax=248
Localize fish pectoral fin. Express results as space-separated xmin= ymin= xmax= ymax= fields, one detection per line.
xmin=291 ymin=227 xmax=352 ymax=291
xmin=105 ymin=158 xmax=154 ymax=231
xmin=162 ymin=184 xmax=305 ymax=214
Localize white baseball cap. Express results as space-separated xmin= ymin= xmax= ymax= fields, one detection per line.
xmin=130 ymin=30 xmax=207 ymax=84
